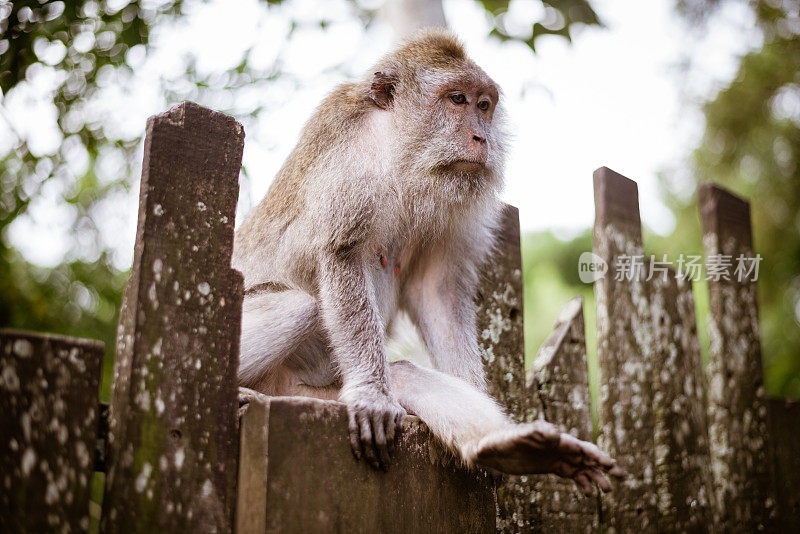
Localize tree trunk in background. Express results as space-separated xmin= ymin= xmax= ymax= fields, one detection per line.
xmin=382 ymin=0 xmax=446 ymax=40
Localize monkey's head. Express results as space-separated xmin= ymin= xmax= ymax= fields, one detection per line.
xmin=366 ymin=29 xmax=508 ymax=199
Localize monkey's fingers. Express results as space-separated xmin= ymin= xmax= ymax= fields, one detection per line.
xmin=573 ymin=471 xmax=596 ymax=496
xmin=358 ymin=412 xmax=380 ymax=470
xmin=372 ymin=413 xmax=391 ymax=469
xmin=583 ymin=467 xmax=613 ymax=493
xmin=385 ymin=411 xmax=399 ymax=455
xmin=558 ymin=433 xmax=619 ymax=474
xmin=608 ymin=464 xmax=628 ymax=479
xmin=347 ymin=409 xmax=362 ymax=460
xmin=578 ymin=441 xmax=616 ymax=472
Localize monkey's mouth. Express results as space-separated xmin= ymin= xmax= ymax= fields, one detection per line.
xmin=449 ymin=159 xmax=486 ymax=172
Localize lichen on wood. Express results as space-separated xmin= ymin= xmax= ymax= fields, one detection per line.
xmin=649 ymin=270 xmax=716 ymax=531
xmin=698 ymin=183 xmax=775 ymax=532
xmin=592 ymin=167 xmax=658 ymax=531
xmin=476 ymin=204 xmax=539 ymax=531
xmin=0 ymin=329 xmax=103 ymax=534
xmin=478 ymin=204 xmax=531 ymax=423
xmin=478 ymin=206 xmax=598 ymax=531
xmin=101 ymin=102 xmax=245 ymax=534
xmin=526 ymin=296 xmax=598 ymax=533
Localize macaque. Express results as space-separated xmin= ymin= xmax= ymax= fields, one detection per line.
xmin=233 ymin=28 xmax=624 ymax=493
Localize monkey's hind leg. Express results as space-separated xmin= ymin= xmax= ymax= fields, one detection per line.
xmin=389 ymin=360 xmax=623 ymax=494
xmin=238 ymin=287 xmax=319 ymax=393
xmin=389 ymin=359 xmax=509 ymax=463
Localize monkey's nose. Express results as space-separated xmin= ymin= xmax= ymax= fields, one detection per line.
xmin=472 ymin=135 xmax=486 ymax=144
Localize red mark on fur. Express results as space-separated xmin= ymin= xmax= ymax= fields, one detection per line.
xmin=380 ymin=255 xmax=388 ymax=268
xmin=394 ymin=264 xmax=400 ymax=276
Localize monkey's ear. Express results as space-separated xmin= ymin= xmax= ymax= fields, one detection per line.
xmin=369 ymin=70 xmax=396 ymax=109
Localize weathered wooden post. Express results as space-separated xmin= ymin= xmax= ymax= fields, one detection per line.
xmin=478 ymin=206 xmax=597 ymax=531
xmin=648 ymin=270 xmax=716 ymax=531
xmin=767 ymin=397 xmax=800 ymax=532
xmin=476 ymin=204 xmax=537 ymax=531
xmin=101 ymin=102 xmax=245 ymax=533
xmin=526 ymin=297 xmax=598 ymax=532
xmin=0 ymin=330 xmax=104 ymax=533
xmin=478 ymin=204 xmax=530 ymax=421
xmin=592 ymin=167 xmax=658 ymax=531
xmin=698 ymin=183 xmax=775 ymax=531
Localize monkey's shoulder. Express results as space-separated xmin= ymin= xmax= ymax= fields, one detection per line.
xmin=297 ymin=82 xmax=375 ymax=152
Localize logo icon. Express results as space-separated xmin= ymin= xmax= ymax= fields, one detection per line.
xmin=578 ymin=252 xmax=608 ymax=283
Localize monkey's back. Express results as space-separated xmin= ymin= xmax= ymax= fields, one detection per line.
xmin=232 ymin=80 xmax=384 ymax=294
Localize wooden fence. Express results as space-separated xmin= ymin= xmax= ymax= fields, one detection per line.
xmin=1 ymin=102 xmax=798 ymax=533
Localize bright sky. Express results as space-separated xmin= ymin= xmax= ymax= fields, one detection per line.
xmin=3 ymin=0 xmax=762 ymax=269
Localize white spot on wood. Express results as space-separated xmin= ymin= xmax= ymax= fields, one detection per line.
xmin=13 ymin=339 xmax=33 ymax=358
xmin=76 ymin=441 xmax=90 ymax=468
xmin=175 ymin=447 xmax=185 ymax=469
xmin=1 ymin=364 xmax=20 ymax=391
xmin=135 ymin=462 xmax=152 ymax=493
xmin=152 ymin=338 xmax=162 ymax=357
xmin=45 ymin=481 xmax=59 ymax=504
xmin=56 ymin=424 xmax=68 ymax=445
xmin=21 ymin=448 xmax=36 ymax=476
xmin=152 ymin=258 xmax=163 ymax=281
xmin=68 ymin=347 xmax=86 ymax=373
xmin=148 ymin=282 xmax=158 ymax=310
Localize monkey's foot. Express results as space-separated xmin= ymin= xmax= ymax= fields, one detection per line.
xmin=470 ymin=420 xmax=626 ymax=495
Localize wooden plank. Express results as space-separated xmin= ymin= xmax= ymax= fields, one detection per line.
xmin=527 ymin=297 xmax=598 ymax=532
xmin=102 ymin=102 xmax=245 ymax=533
xmin=236 ymin=394 xmax=495 ymax=533
xmin=648 ymin=271 xmax=716 ymax=531
xmin=476 ymin=204 xmax=541 ymax=531
xmin=767 ymin=397 xmax=800 ymax=532
xmin=698 ymin=183 xmax=776 ymax=531
xmin=0 ymin=329 xmax=103 ymax=533
xmin=235 ymin=396 xmax=269 ymax=534
xmin=592 ymin=167 xmax=658 ymax=531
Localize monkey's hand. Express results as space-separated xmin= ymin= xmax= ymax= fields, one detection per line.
xmin=340 ymin=385 xmax=407 ymax=470
xmin=472 ymin=420 xmax=627 ymax=495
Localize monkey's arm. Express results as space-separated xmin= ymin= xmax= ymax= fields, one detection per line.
xmin=318 ymin=252 xmax=406 ymax=469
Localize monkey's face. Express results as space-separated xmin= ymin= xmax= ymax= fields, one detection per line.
xmin=394 ymin=66 xmax=507 ymax=195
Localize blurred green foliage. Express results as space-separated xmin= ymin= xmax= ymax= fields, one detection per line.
xmin=662 ymin=0 xmax=800 ymax=399
xmin=0 ymin=0 xmax=184 ymax=399
xmin=478 ymin=0 xmax=601 ymax=50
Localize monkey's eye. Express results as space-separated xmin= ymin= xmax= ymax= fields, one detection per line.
xmin=477 ymin=100 xmax=490 ymax=111
xmin=449 ymin=94 xmax=467 ymax=105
